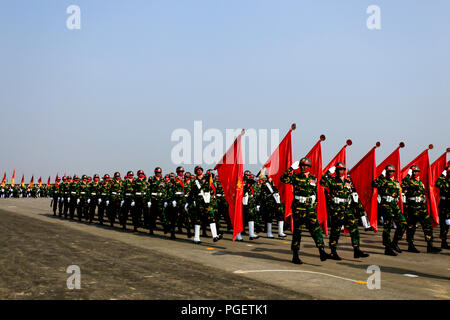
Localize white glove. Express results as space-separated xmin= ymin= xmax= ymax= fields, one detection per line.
xmin=106 ymin=200 xmax=110 ymax=206
xmin=87 ymin=199 xmax=91 ymax=204
xmin=120 ymin=200 xmax=124 ymax=207
xmin=408 ymin=169 xmax=412 ymax=176
xmin=310 ymin=195 xmax=316 ymax=204
xmin=50 ymin=197 xmax=53 ymax=201
xmin=172 ymin=200 xmax=177 ymax=207
xmin=184 ymin=203 xmax=189 ymax=210
xmin=76 ymin=199 xmax=80 ymax=205
xmin=377 ymin=195 xmax=381 ymax=203
xmin=68 ymin=197 xmax=71 ymax=202
xmin=291 ymin=161 xmax=300 ymax=170
xmin=131 ymin=201 xmax=135 ymax=207
xmin=329 ymin=166 xmax=336 ymax=174
xmin=98 ymin=198 xmax=102 ymax=205
xmin=147 ymin=201 xmax=151 ymax=208
xmin=443 ymin=170 xmax=447 ymax=177
xmin=381 ymin=170 xmax=386 ymax=177
xmin=164 ymin=202 xmax=168 ymax=208
xmin=256 ymin=205 xmax=260 ymax=212
xmin=446 ymin=219 xmax=450 ymax=226
xmin=401 ymin=193 xmax=406 ymax=203
xmin=351 ymin=192 xmax=358 ymax=202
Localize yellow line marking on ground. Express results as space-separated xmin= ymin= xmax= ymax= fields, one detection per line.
xmin=234 ymin=269 xmax=364 ymax=284
xmin=206 ymin=247 xmax=214 ymax=250
xmin=283 ymin=242 xmax=290 ymax=244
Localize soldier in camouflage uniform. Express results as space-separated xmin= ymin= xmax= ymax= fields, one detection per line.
xmin=435 ymin=165 xmax=450 ymax=249
xmin=120 ymin=171 xmax=135 ymax=230
xmin=168 ymin=167 xmax=191 ymax=239
xmin=260 ymin=176 xmax=287 ymax=238
xmin=281 ymin=157 xmax=332 ymax=264
xmin=372 ymin=165 xmax=407 ymax=256
xmin=401 ymin=165 xmax=441 ymax=253
xmin=347 ymin=173 xmax=373 ymax=232
xmin=68 ymin=176 xmax=80 ymax=220
xmin=77 ymin=175 xmax=90 ymax=221
xmin=62 ymin=176 xmax=71 ymax=218
xmin=148 ymin=167 xmax=168 ymax=235
xmin=214 ymin=175 xmax=232 ymax=233
xmin=132 ymin=170 xmax=148 ymax=232
xmin=320 ymin=162 xmax=369 ymax=259
xmin=189 ymin=166 xmax=221 ymax=244
xmin=50 ymin=177 xmax=61 ymax=216
xmin=108 ymin=172 xmax=123 ymax=227
xmin=87 ymin=174 xmax=101 ymax=224
xmin=97 ymin=174 xmax=110 ymax=225
xmin=242 ymin=170 xmax=259 ymax=240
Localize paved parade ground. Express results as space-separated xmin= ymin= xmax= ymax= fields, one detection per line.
xmin=0 ymin=198 xmax=448 ymax=300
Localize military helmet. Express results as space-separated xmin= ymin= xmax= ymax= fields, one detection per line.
xmin=73 ymin=175 xmax=79 ymax=181
xmin=127 ymin=171 xmax=134 ymax=177
xmin=154 ymin=167 xmax=162 ymax=173
xmin=176 ymin=166 xmax=185 ymax=173
xmin=82 ymin=175 xmax=87 ymax=179
xmin=103 ymin=174 xmax=110 ymax=179
xmin=137 ymin=170 xmax=144 ymax=175
xmin=114 ymin=172 xmax=120 ymax=178
xmin=185 ymin=172 xmax=192 ymax=178
xmin=299 ymin=157 xmax=312 ymax=167
xmin=93 ymin=174 xmax=100 ymax=179
xmin=244 ymin=170 xmax=251 ymax=175
xmin=335 ymin=162 xmax=346 ymax=170
xmin=62 ymin=176 xmax=67 ymax=181
xmin=385 ymin=165 xmax=396 ymax=171
xmin=410 ymin=165 xmax=420 ymax=171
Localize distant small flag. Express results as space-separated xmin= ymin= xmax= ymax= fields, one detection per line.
xmin=38 ymin=177 xmax=42 ymax=188
xmin=1 ymin=172 xmax=6 ymax=187
xmin=21 ymin=174 xmax=25 ymax=187
xmin=11 ymin=170 xmax=15 ymax=187
xmin=30 ymin=175 xmax=34 ymax=188
xmin=47 ymin=176 xmax=51 ymax=186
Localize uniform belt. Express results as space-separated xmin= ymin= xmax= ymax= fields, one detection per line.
xmin=333 ymin=197 xmax=350 ymax=204
xmin=151 ymin=192 xmax=162 ymax=196
xmin=382 ymin=196 xmax=398 ymax=203
xmin=175 ymin=192 xmax=185 ymax=195
xmin=91 ymin=193 xmax=97 ymax=196
xmin=442 ymin=196 xmax=446 ymax=200
xmin=294 ymin=195 xmax=315 ymax=203
xmin=80 ymin=192 xmax=86 ymax=195
xmin=71 ymin=192 xmax=77 ymax=195
xmin=111 ymin=192 xmax=118 ymax=195
xmin=135 ymin=192 xmax=143 ymax=196
xmin=125 ymin=193 xmax=132 ymax=196
xmin=216 ymin=194 xmax=223 ymax=197
xmin=101 ymin=193 xmax=107 ymax=196
xmin=408 ymin=196 xmax=424 ymax=203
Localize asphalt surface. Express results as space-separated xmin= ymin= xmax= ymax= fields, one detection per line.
xmin=0 ymin=198 xmax=449 ymax=300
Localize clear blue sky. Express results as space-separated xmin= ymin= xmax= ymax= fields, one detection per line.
xmin=0 ymin=1 xmax=449 ymax=180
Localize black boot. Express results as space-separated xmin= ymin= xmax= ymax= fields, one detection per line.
xmin=391 ymin=241 xmax=402 ymax=253
xmin=170 ymin=232 xmax=176 ymax=240
xmin=330 ymin=247 xmax=342 ymax=261
xmin=354 ymin=246 xmax=369 ymax=258
xmin=318 ymin=247 xmax=332 ymax=261
xmin=441 ymin=240 xmax=450 ymax=250
xmin=292 ymin=250 xmax=303 ymax=264
xmin=384 ymin=245 xmax=397 ymax=256
xmin=187 ymin=229 xmax=192 ymax=238
xmin=427 ymin=242 xmax=441 ymax=254
xmin=407 ymin=243 xmax=420 ymax=253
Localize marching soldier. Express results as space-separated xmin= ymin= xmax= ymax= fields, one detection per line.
xmin=243 ymin=170 xmax=259 ymax=240
xmin=402 ymin=165 xmax=441 ymax=253
xmin=167 ymin=167 xmax=189 ymax=239
xmin=281 ymin=157 xmax=332 ymax=264
xmin=435 ymin=165 xmax=449 ymax=249
xmin=62 ymin=176 xmax=71 ymax=218
xmin=372 ymin=165 xmax=407 ymax=256
xmin=132 ymin=170 xmax=148 ymax=232
xmin=108 ymin=172 xmax=123 ymax=227
xmin=87 ymin=174 xmax=101 ymax=223
xmin=320 ymin=162 xmax=369 ymax=259
xmin=148 ymin=167 xmax=168 ymax=235
xmin=69 ymin=175 xmax=80 ymax=220
xmin=78 ymin=175 xmax=90 ymax=221
xmin=120 ymin=171 xmax=135 ymax=230
xmin=214 ymin=175 xmax=232 ymax=233
xmin=259 ymin=176 xmax=287 ymax=238
xmin=189 ymin=166 xmax=221 ymax=244
xmin=97 ymin=174 xmax=111 ymax=225
xmin=50 ymin=177 xmax=61 ymax=216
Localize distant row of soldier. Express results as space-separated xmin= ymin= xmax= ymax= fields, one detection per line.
xmin=0 ymin=184 xmax=49 ymax=198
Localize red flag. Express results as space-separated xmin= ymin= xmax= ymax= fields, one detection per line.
xmin=376 ymin=142 xmax=405 ymax=212
xmin=30 ymin=175 xmax=34 ymax=188
xmin=323 ymin=140 xmax=352 ymax=175
xmin=214 ymin=131 xmax=244 ymax=241
xmin=263 ymin=126 xmax=294 ymax=223
xmin=38 ymin=177 xmax=42 ymax=188
xmin=401 ymin=146 xmax=439 ymax=227
xmin=305 ymin=135 xmax=328 ymax=234
xmin=431 ymin=149 xmax=448 ymax=206
xmin=21 ymin=175 xmax=25 ymax=187
xmin=47 ymin=176 xmax=51 ymax=186
xmin=1 ymin=172 xmax=6 ymax=187
xmin=349 ymin=144 xmax=379 ymax=232
xmin=11 ymin=170 xmax=15 ymax=187
xmin=55 ymin=173 xmax=59 ymax=183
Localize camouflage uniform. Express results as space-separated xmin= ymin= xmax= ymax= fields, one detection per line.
xmin=78 ymin=178 xmax=90 ymax=221
xmin=435 ymin=173 xmax=449 ymax=248
xmin=148 ymin=175 xmax=169 ymax=233
xmin=259 ymin=179 xmax=285 ymax=232
xmin=88 ymin=178 xmax=100 ymax=223
xmin=68 ymin=178 xmax=80 ymax=220
xmin=372 ymin=175 xmax=407 ymax=248
xmin=108 ymin=177 xmax=123 ymax=227
xmin=214 ymin=178 xmax=232 ymax=232
xmin=168 ymin=175 xmax=189 ymax=238
xmin=97 ymin=177 xmax=111 ymax=225
xmin=281 ymin=168 xmax=325 ymax=250
xmin=121 ymin=178 xmax=134 ymax=229
xmin=401 ymin=175 xmax=433 ymax=246
xmin=132 ymin=175 xmax=148 ymax=232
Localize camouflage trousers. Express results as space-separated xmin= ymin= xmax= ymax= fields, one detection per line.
xmin=329 ymin=203 xmax=360 ymax=248
xmin=379 ymin=203 xmax=407 ymax=246
xmin=438 ymin=199 xmax=449 ymax=240
xmin=215 ymin=197 xmax=231 ymax=230
xmin=261 ymin=201 xmax=284 ymax=223
xmin=119 ymin=197 xmax=133 ymax=227
xmin=132 ymin=197 xmax=147 ymax=229
xmin=88 ymin=198 xmax=98 ymax=222
xmin=108 ymin=198 xmax=121 ymax=226
xmin=149 ymin=199 xmax=166 ymax=230
xmin=77 ymin=199 xmax=89 ymax=221
xmin=193 ymin=201 xmax=215 ymax=225
xmin=291 ymin=204 xmax=324 ymax=251
xmin=405 ymin=202 xmax=433 ymax=244
xmin=243 ymin=203 xmax=258 ymax=222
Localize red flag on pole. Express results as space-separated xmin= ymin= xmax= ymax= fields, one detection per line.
xmin=323 ymin=140 xmax=352 ymax=175
xmin=431 ymin=149 xmax=449 ymax=206
xmin=349 ymin=143 xmax=380 ymax=232
xmin=401 ymin=145 xmax=439 ymax=227
xmin=47 ymin=176 xmax=51 ymax=186
xmin=11 ymin=170 xmax=15 ymax=187
xmin=214 ymin=130 xmax=245 ymax=241
xmin=38 ymin=177 xmax=42 ymax=188
xmin=263 ymin=125 xmax=295 ymax=224
xmin=1 ymin=172 xmax=6 ymax=187
xmin=21 ymin=175 xmax=25 ymax=187
xmin=305 ymin=135 xmax=328 ymax=234
xmin=30 ymin=175 xmax=34 ymax=188
xmin=55 ymin=173 xmax=59 ymax=183
xmin=376 ymin=142 xmax=405 ymax=212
